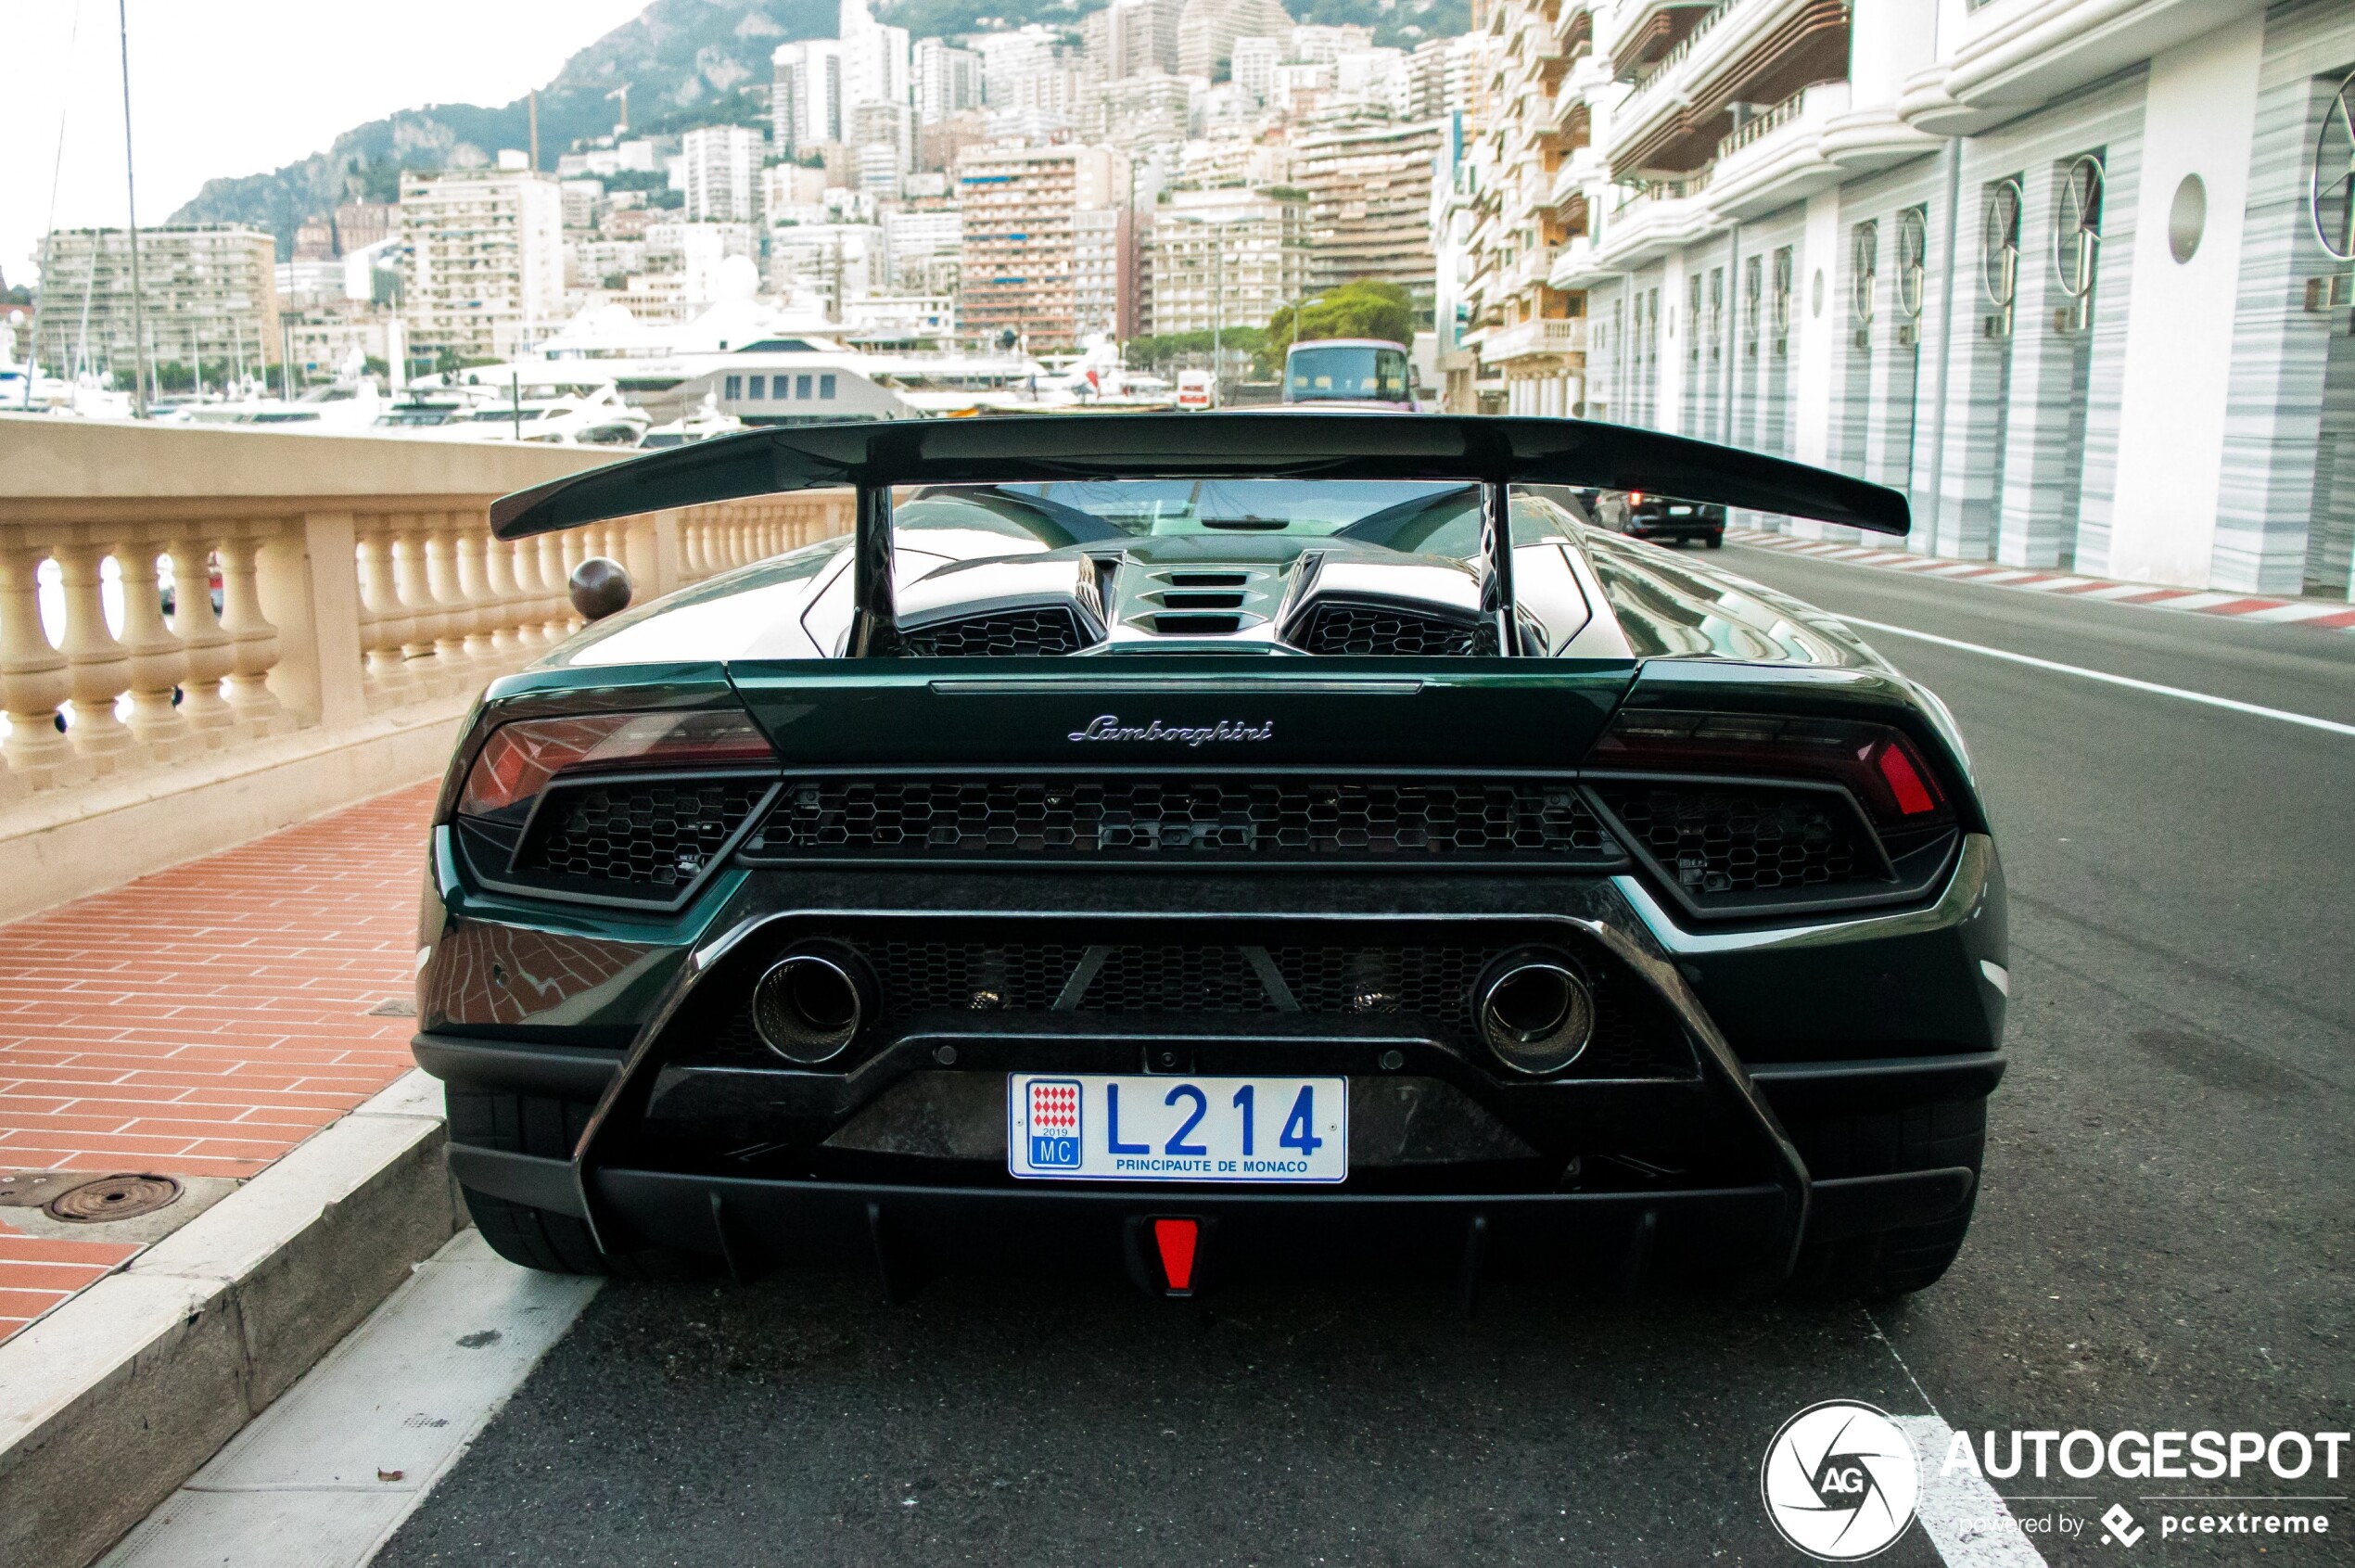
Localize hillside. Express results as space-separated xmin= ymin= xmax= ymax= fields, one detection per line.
xmin=168 ymin=0 xmax=1467 ymax=255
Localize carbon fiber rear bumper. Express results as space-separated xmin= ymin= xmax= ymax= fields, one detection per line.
xmin=445 ymin=1144 xmax=1974 ymax=1298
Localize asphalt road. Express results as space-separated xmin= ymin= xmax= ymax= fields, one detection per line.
xmin=372 ymin=546 xmax=2354 ymax=1568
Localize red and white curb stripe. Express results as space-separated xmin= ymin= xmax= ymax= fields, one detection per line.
xmin=1730 ymin=529 xmax=2355 ymax=631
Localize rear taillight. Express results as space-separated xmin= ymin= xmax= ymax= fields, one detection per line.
xmin=457 ymin=710 xmax=775 ymax=824
xmin=1587 ymin=708 xmax=1950 ymax=828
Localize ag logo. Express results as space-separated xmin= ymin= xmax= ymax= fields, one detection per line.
xmin=1761 ymin=1400 xmax=1920 ymax=1560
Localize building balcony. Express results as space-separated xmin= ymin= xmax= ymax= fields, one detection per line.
xmin=1598 ymin=0 xmax=1722 ymax=83
xmin=1590 ymin=167 xmax=1716 ymax=270
xmin=1547 ymin=146 xmax=1604 ymax=210
xmin=1480 ymin=315 xmax=1587 ymax=364
xmin=1506 ymin=245 xmax=1561 ymax=293
xmin=1547 ymin=234 xmax=1610 ymax=291
xmin=1606 ymin=0 xmax=1851 ymax=182
xmin=1900 ymin=0 xmax=2266 ymax=136
xmin=1705 ymin=79 xmax=1851 ymax=219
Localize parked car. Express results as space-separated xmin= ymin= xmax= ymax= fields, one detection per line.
xmin=1175 ymin=370 xmax=1216 ymax=410
xmin=414 ymin=415 xmax=2003 ymax=1303
xmin=1592 ymin=487 xmax=1727 ymax=548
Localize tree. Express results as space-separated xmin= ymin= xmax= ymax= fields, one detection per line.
xmin=1266 ymin=279 xmax=1419 ymax=357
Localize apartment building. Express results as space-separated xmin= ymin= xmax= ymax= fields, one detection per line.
xmin=774 ymin=39 xmax=847 ymax=151
xmin=1079 ymin=72 xmax=1200 ymax=149
xmin=681 ymin=125 xmax=765 ymax=223
xmin=400 ymin=167 xmax=563 ymax=363
xmin=1150 ymin=184 xmax=1312 ymax=337
xmin=957 ymin=143 xmax=1127 ymax=350
xmin=915 ymin=39 xmax=983 ymax=122
xmin=1178 ymin=0 xmax=1294 ymax=79
xmin=1075 ymin=206 xmax=1144 ymax=340
xmin=1291 ymin=114 xmax=1445 ymax=307
xmin=33 ymin=225 xmax=281 ymax=378
xmin=1457 ymin=0 xmax=2355 ymax=599
xmin=1084 ymin=0 xmax=1187 ymax=81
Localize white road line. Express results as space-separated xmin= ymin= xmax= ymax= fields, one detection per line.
xmin=100 ymin=1230 xmax=600 ymax=1568
xmin=1830 ymin=614 xmax=2355 ymax=739
xmin=1894 ymin=1416 xmax=2052 ymax=1567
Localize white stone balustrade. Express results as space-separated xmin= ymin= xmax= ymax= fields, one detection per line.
xmin=0 ymin=416 xmax=852 ymax=921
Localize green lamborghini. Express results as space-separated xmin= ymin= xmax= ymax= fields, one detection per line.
xmin=412 ymin=414 xmax=2006 ymax=1302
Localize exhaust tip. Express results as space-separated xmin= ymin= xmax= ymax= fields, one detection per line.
xmin=1476 ymin=955 xmax=1595 ymax=1077
xmin=753 ymin=947 xmax=872 ymax=1064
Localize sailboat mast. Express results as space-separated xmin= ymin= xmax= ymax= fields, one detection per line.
xmin=117 ymin=0 xmax=148 ymax=416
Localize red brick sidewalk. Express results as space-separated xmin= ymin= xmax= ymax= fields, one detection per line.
xmin=0 ymin=781 xmax=438 ymax=1340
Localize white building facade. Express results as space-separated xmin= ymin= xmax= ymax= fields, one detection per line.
xmin=400 ymin=168 xmax=564 ymax=362
xmin=681 ymin=125 xmax=766 ymax=223
xmin=1464 ymin=0 xmax=2355 ymax=598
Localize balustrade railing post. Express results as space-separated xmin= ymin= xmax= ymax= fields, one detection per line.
xmin=425 ymin=516 xmax=472 ymax=667
xmin=0 ymin=542 xmax=80 ymax=780
xmin=113 ymin=540 xmax=195 ymax=755
xmin=56 ymin=539 xmax=135 ymax=759
xmin=391 ymin=521 xmax=440 ymax=664
xmin=217 ymin=530 xmax=287 ymax=729
xmin=357 ymin=519 xmax=421 ymax=705
xmin=167 ymin=536 xmax=238 ymax=733
xmin=455 ymin=523 xmax=498 ymax=660
xmin=485 ymin=533 xmax=528 ymax=653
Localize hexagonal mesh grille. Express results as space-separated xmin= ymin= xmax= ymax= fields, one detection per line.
xmin=694 ymin=933 xmax=1694 ymax=1079
xmin=514 ymin=779 xmax=770 ymax=891
xmin=1588 ymin=782 xmax=1873 ymax=899
xmin=746 ymin=777 xmax=1616 ymax=861
xmin=1289 ymin=601 xmax=1496 ymax=657
xmin=900 ymin=607 xmax=1090 ymax=657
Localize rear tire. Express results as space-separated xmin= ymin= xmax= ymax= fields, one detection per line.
xmin=1785 ymin=1097 xmax=1986 ymax=1298
xmin=446 ymin=1087 xmax=649 ymax=1278
xmin=1704 ymin=534 xmax=1725 ymax=549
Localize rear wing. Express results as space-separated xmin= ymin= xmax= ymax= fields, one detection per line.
xmin=490 ymin=413 xmax=1908 ymax=655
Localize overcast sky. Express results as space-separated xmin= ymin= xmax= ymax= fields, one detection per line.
xmin=4 ymin=0 xmax=651 ymax=289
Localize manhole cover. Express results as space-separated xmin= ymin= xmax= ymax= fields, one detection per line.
xmin=45 ymin=1173 xmax=184 ymax=1223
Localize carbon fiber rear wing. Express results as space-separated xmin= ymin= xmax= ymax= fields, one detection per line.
xmin=489 ymin=413 xmax=1909 ymax=655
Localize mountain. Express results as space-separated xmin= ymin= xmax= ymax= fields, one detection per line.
xmin=168 ymin=0 xmax=834 ymax=254
xmin=168 ymin=0 xmax=1468 ymax=256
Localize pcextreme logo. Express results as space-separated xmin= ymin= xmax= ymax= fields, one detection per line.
xmin=1761 ymin=1401 xmax=1922 ymax=1561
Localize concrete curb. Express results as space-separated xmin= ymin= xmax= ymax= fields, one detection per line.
xmin=0 ymin=1069 xmax=460 ymax=1568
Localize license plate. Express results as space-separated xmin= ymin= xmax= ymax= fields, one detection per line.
xmin=1667 ymin=504 xmax=1692 ymax=515
xmin=1007 ymin=1074 xmax=1347 ymax=1183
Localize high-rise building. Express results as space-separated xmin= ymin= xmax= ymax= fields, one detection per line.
xmin=1073 ymin=206 xmax=1141 ymax=342
xmin=1290 ymin=115 xmax=1441 ymax=308
xmin=1286 ymin=23 xmax=1372 ymax=64
xmin=1229 ymin=35 xmax=1281 ymax=104
xmin=839 ymin=0 xmax=911 ymax=108
xmin=1077 ymin=72 xmax=1198 ymax=150
xmin=1149 ymin=185 xmax=1309 ymax=338
xmin=400 ymin=168 xmax=563 ymax=362
xmin=1176 ymin=0 xmax=1292 ymax=81
xmin=33 ymin=226 xmax=282 ymax=378
xmin=972 ymin=25 xmax=1063 ymax=106
xmin=1082 ymin=0 xmax=1187 ymax=82
xmin=956 ymin=143 xmax=1127 ymax=351
xmin=849 ymin=101 xmax=915 ymax=173
xmin=681 ymin=125 xmax=765 ymax=223
xmin=773 ymin=39 xmax=846 ymax=152
xmin=913 ymin=39 xmax=982 ymax=124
